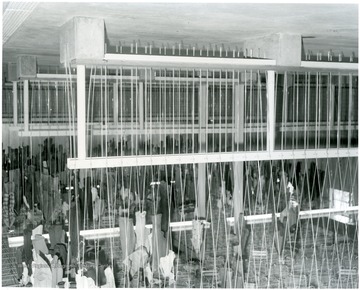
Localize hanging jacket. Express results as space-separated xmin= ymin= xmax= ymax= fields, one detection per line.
xmin=33 ymin=251 xmax=52 ymax=288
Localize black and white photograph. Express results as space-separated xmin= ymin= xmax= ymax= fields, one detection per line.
xmin=1 ymin=1 xmax=359 ymax=288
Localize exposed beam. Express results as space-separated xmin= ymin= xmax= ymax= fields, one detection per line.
xmin=102 ymin=53 xmax=277 ymax=69
xmin=226 ymin=206 xmax=359 ymax=226
xmin=8 ymin=220 xmax=211 ymax=247
xmin=67 ymin=148 xmax=358 ymax=169
xmin=301 ymin=61 xmax=358 ymax=71
xmin=9 ymin=206 xmax=357 ymax=247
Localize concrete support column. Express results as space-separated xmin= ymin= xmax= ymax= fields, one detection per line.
xmin=267 ymin=71 xmax=275 ymax=152
xmin=233 ymin=83 xmax=245 ymax=234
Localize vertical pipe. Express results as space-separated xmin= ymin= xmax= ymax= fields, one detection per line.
xmin=131 ymin=69 xmax=134 ymax=155
xmin=233 ymin=162 xmax=244 ymax=234
xmin=139 ymin=81 xmax=144 ymax=131
xmin=185 ymin=69 xmax=189 ymax=153
xmin=295 ymin=73 xmax=299 ymax=150
xmin=77 ymin=65 xmax=86 ymax=159
xmin=347 ymin=74 xmax=353 ymax=148
xmin=234 ymin=83 xmax=245 ymax=147
xmin=267 ymin=71 xmax=275 ymax=152
xmin=113 ymin=81 xmax=118 ymax=126
xmin=24 ymin=80 xmax=29 ymax=132
xmin=315 ymin=72 xmax=319 ymax=149
xmin=199 ymin=81 xmax=207 ymax=152
xmin=337 ymin=74 xmax=342 ymax=148
xmin=13 ymin=81 xmax=18 ymax=126
xmin=249 ymin=71 xmax=253 ymax=150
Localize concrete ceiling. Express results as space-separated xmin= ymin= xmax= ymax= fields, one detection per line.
xmin=2 ymin=2 xmax=359 ymax=66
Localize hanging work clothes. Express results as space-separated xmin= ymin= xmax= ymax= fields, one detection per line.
xmin=2 ymin=181 xmax=15 ymax=229
xmin=31 ymin=208 xmax=44 ymax=227
xmin=53 ymin=243 xmax=67 ymax=272
xmin=158 ymin=181 xmax=170 ymax=234
xmin=85 ymin=178 xmax=94 ymax=222
xmin=33 ymin=251 xmax=52 ymax=288
xmin=9 ymin=168 xmax=21 ymax=212
xmin=40 ymin=173 xmax=51 ymax=221
xmin=49 ymin=224 xmax=65 ymax=249
xmin=93 ymin=196 xmax=105 ymax=224
xmin=49 ymin=156 xmax=57 ymax=176
xmin=22 ymin=226 xmax=33 ymax=276
xmin=107 ymin=171 xmax=117 ymax=204
xmin=69 ymin=198 xmax=81 ymax=259
xmin=119 ymin=216 xmax=136 ymax=261
xmin=51 ymin=254 xmax=63 ymax=288
xmin=174 ymin=166 xmax=182 ymax=206
xmin=135 ymin=211 xmax=150 ymax=251
xmin=151 ymin=214 xmax=168 ymax=273
xmin=32 ymin=235 xmax=48 ymax=255
xmin=16 ymin=247 xmax=24 ymax=279
xmin=185 ymin=174 xmax=196 ymax=203
xmin=32 ymin=224 xmax=43 ymax=237
xmin=159 ymin=250 xmax=176 ymax=283
xmin=23 ymin=177 xmax=34 ymax=209
xmin=123 ymin=246 xmax=149 ymax=279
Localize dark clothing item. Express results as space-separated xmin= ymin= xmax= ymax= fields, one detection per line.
xmin=85 ymin=177 xmax=93 ymax=222
xmin=53 ymin=243 xmax=67 ymax=274
xmin=159 ymin=181 xmax=169 ymax=234
xmin=22 ymin=226 xmax=33 ymax=276
xmin=69 ymin=199 xmax=83 ymax=259
xmin=16 ymin=247 xmax=24 ymax=278
xmin=49 ymin=224 xmax=65 ymax=249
